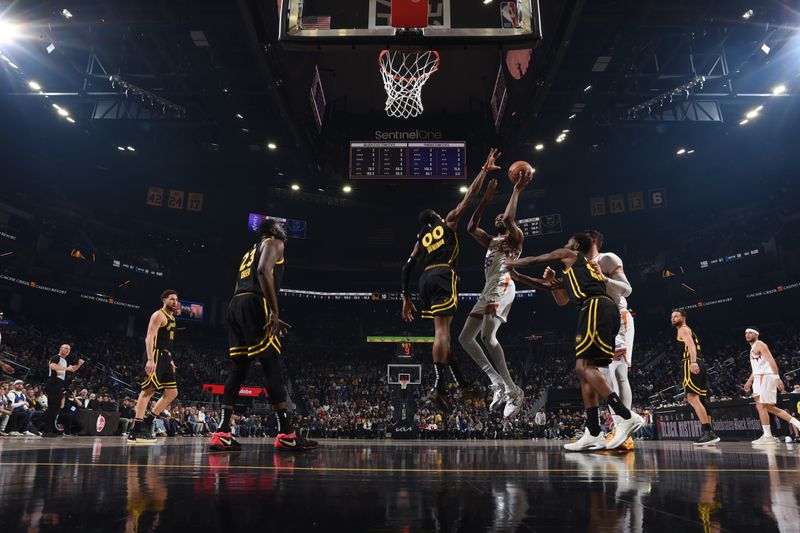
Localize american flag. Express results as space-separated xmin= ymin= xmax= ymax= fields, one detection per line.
xmin=301 ymin=16 xmax=331 ymax=29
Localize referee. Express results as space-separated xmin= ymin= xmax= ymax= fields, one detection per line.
xmin=39 ymin=344 xmax=83 ymax=437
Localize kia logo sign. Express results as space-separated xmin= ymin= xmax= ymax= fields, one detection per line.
xmin=395 ymin=426 xmax=413 ymax=432
xmin=96 ymin=414 xmax=106 ymax=433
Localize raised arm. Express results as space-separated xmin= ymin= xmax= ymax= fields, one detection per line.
xmin=445 ymin=148 xmax=501 ymax=229
xmin=506 ymin=247 xmax=576 ymax=270
xmin=401 ymin=242 xmax=422 ymax=322
xmin=503 ymin=172 xmax=533 ymax=248
xmin=257 ymin=238 xmax=290 ymax=337
xmin=467 ymin=179 xmax=497 ymax=248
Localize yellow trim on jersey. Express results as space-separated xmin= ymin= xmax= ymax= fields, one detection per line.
xmin=421 ymin=269 xmax=458 ymax=318
xmin=683 ymin=359 xmax=707 ymax=395
xmin=564 ymin=268 xmax=587 ymax=299
xmin=575 ymin=298 xmax=615 ymax=357
xmin=140 ymin=349 xmax=177 ymax=390
xmin=448 ymin=232 xmax=460 ymax=265
xmin=228 ymin=297 xmax=282 ymax=356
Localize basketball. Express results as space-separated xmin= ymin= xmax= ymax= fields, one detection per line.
xmin=508 ymin=160 xmax=534 ymax=184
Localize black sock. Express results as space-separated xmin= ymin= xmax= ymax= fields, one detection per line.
xmin=275 ymin=409 xmax=294 ymax=435
xmin=701 ymin=423 xmax=711 ymax=432
xmin=144 ymin=411 xmax=155 ymax=426
xmin=133 ymin=418 xmax=143 ymax=432
xmin=448 ymin=360 xmax=466 ymax=388
xmin=585 ymin=406 xmax=601 ymax=436
xmin=606 ymin=392 xmax=631 ymax=420
xmin=433 ymin=363 xmax=447 ymax=393
xmin=219 ymin=407 xmax=233 ymax=433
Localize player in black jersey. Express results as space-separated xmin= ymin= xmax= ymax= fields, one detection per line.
xmin=671 ymin=310 xmax=720 ymax=446
xmin=401 ymin=148 xmax=502 ymax=410
xmin=508 ymin=233 xmax=643 ymax=451
xmin=128 ymin=290 xmax=180 ymax=444
xmin=209 ymin=219 xmax=317 ymax=452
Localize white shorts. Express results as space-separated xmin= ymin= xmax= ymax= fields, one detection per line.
xmin=614 ymin=309 xmax=635 ymax=367
xmin=470 ymin=277 xmax=515 ymax=323
xmin=753 ymin=374 xmax=778 ymax=405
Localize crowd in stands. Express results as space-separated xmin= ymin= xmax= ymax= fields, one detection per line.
xmin=1 ymin=312 xmax=799 ymax=440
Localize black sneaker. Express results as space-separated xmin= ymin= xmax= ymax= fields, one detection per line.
xmin=41 ymin=432 xmax=61 ymax=438
xmin=427 ymin=388 xmax=450 ymax=411
xmin=127 ymin=432 xmax=137 ymax=445
xmin=129 ymin=430 xmax=157 ymax=445
xmin=460 ymin=383 xmax=485 ymax=402
xmin=694 ymin=430 xmax=721 ymax=447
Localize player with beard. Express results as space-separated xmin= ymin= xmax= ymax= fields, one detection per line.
xmin=459 ymin=171 xmax=533 ymax=418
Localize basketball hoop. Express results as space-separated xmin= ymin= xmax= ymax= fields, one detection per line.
xmin=398 ymin=373 xmax=411 ymax=390
xmin=378 ymin=49 xmax=440 ymax=119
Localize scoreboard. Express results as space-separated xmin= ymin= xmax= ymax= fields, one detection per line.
xmin=350 ymin=141 xmax=466 ymax=179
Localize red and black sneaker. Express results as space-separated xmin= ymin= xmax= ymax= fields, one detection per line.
xmin=274 ymin=432 xmax=319 ymax=451
xmin=209 ymin=431 xmax=242 ymax=452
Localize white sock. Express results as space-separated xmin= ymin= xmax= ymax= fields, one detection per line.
xmin=790 ymin=417 xmax=800 ymax=430
xmin=459 ymin=316 xmax=503 ymax=388
xmin=481 ymin=315 xmax=516 ymax=392
xmin=762 ymin=425 xmax=772 ymax=437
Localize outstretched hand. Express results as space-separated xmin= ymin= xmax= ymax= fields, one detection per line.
xmin=483 ymin=148 xmax=502 ymax=172
xmin=514 ymin=169 xmax=534 ymax=191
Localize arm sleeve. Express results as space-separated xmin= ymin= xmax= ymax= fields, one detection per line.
xmin=401 ymin=256 xmax=418 ymax=296
xmin=598 ymin=253 xmax=632 ymax=299
xmin=606 ymin=273 xmax=632 ymax=298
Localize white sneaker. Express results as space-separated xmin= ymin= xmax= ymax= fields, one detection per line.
xmin=752 ymin=434 xmax=776 ymax=445
xmin=24 ymin=430 xmax=37 ymax=437
xmin=489 ymin=386 xmax=506 ymax=412
xmin=8 ymin=431 xmax=22 ymax=436
xmin=564 ymin=429 xmax=606 ymax=451
xmin=503 ymin=386 xmax=525 ymax=418
xmin=786 ymin=436 xmax=793 ymax=444
xmin=606 ymin=412 xmax=644 ymax=450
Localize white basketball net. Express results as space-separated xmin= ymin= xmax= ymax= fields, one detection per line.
xmin=379 ymin=50 xmax=440 ymax=119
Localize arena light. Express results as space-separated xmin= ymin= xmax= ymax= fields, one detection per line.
xmin=28 ymin=80 xmax=41 ymax=91
xmin=739 ymin=118 xmax=749 ymax=125
xmin=761 ymin=43 xmax=771 ymax=55
xmin=676 ymin=148 xmax=687 ymax=155
xmin=583 ymin=84 xmax=592 ymax=92
xmin=483 ymin=0 xmax=493 ymax=4
xmin=117 ymin=146 xmax=126 ymax=151
xmin=61 ymin=9 xmax=73 ymax=19
xmin=0 ymin=21 xmax=21 ymax=44
xmin=569 ymin=114 xmax=576 ymax=120
xmin=56 ymin=107 xmax=70 ymax=117
xmin=534 ymin=143 xmax=544 ymax=151
xmin=687 ymin=149 xmax=695 ymax=154
xmin=126 ymin=146 xmax=135 ymax=152
xmin=65 ymin=117 xmax=75 ymax=123
xmin=745 ymin=106 xmax=762 ymax=119
xmin=291 ymin=183 xmax=300 ymax=191
xmin=342 ymin=185 xmax=352 ymax=193
xmin=459 ymin=186 xmax=469 ymax=193
xmin=772 ymin=84 xmax=787 ymax=96
xmin=742 ymin=9 xmax=754 ymax=20
xmin=235 ymin=113 xmax=244 ymax=119
xmin=267 ymin=142 xmax=277 ymax=150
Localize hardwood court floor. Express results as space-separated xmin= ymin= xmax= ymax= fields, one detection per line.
xmin=1 ymin=437 xmax=798 ymax=532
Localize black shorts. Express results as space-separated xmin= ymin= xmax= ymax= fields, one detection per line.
xmin=141 ymin=349 xmax=177 ymax=391
xmin=682 ymin=359 xmax=708 ymax=397
xmin=420 ymin=266 xmax=458 ymax=319
xmin=575 ymin=296 xmax=620 ymax=366
xmin=227 ymin=292 xmax=281 ymax=357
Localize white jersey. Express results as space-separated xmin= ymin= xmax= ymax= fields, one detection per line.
xmin=750 ymin=342 xmax=773 ymax=375
xmin=596 ymin=252 xmax=628 ymax=310
xmin=482 ymin=235 xmax=520 ymax=290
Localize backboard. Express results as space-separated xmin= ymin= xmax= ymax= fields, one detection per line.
xmin=279 ymin=0 xmax=542 ymax=49
xmin=387 ymin=364 xmax=422 ymax=386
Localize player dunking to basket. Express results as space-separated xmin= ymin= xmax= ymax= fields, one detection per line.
xmin=401 ymin=148 xmax=500 ymax=411
xmin=583 ymin=230 xmax=636 ymax=450
xmin=209 ymin=219 xmax=317 ymax=452
xmin=744 ymin=328 xmax=800 ymax=445
xmin=459 ymin=168 xmax=533 ymax=418
xmin=509 ymin=233 xmax=643 ymax=451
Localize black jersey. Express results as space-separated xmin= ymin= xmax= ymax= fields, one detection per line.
xmin=563 ymin=252 xmax=608 ymax=305
xmin=234 ymin=237 xmax=285 ymax=296
xmin=417 ymin=217 xmax=459 ymax=270
xmin=677 ymin=327 xmax=703 ymax=360
xmin=153 ymin=309 xmax=176 ymax=352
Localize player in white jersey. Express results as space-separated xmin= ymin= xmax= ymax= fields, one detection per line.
xmin=743 ymin=328 xmax=800 ymax=445
xmin=583 ymin=230 xmax=635 ymax=449
xmin=459 ymin=170 xmax=533 ymax=418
